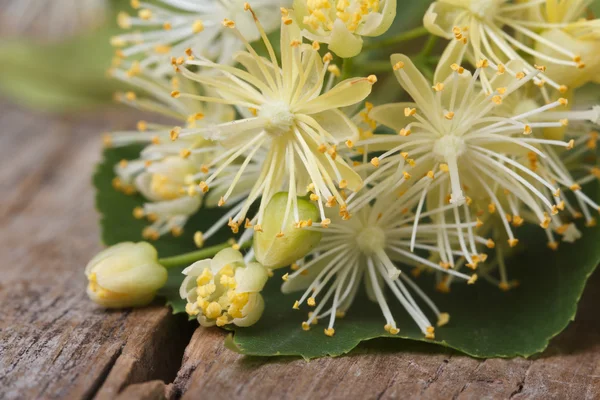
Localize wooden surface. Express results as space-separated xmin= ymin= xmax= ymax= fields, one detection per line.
xmin=1 ymin=100 xmax=599 ymax=400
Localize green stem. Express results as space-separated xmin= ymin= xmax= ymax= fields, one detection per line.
xmin=362 ymin=26 xmax=430 ymax=51
xmin=158 ymin=241 xmax=252 ymax=269
xmin=340 ymin=57 xmax=354 ymax=81
xmin=420 ymin=35 xmax=438 ymax=58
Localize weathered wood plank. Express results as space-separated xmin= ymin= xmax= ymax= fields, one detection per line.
xmin=0 ymin=103 xmax=194 ymax=400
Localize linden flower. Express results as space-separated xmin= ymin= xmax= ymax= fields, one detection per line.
xmin=106 ymin=65 xmax=262 ymax=241
xmin=423 ymin=0 xmax=599 ymax=96
xmin=180 ymin=248 xmax=269 ymax=327
xmin=532 ymin=0 xmax=600 ymax=90
xmin=0 ymin=0 xmax=107 ymax=40
xmin=283 ymin=195 xmax=480 ymax=338
xmin=292 ymin=0 xmax=397 ymax=58
xmin=86 ymin=242 xmax=167 ymax=308
xmin=111 ymin=0 xmax=286 ymax=75
xmin=360 ymin=55 xmax=598 ymax=249
xmin=171 ymin=7 xmax=375 ymax=233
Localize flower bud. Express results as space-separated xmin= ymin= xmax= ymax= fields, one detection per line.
xmin=293 ymin=0 xmax=396 ymax=58
xmin=180 ymin=248 xmax=269 ymax=327
xmin=85 ymin=242 xmax=167 ymax=308
xmin=253 ymin=192 xmax=322 ymax=269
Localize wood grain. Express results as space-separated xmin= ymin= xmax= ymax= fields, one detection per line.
xmin=0 ymin=101 xmax=598 ymax=400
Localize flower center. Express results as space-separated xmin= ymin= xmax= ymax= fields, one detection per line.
xmin=260 ymin=101 xmax=295 ymax=137
xmin=468 ymin=0 xmax=500 ymax=19
xmin=432 ymin=135 xmax=466 ymax=162
xmin=357 ymin=225 xmax=386 ymax=256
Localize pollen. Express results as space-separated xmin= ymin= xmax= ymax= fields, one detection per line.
xmin=393 ymin=61 xmax=405 ymax=70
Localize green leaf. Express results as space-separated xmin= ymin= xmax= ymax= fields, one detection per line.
xmin=229 ymin=191 xmax=600 ymax=359
xmin=94 ymin=144 xmax=237 ymax=311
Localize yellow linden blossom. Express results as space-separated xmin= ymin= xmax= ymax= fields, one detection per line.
xmin=111 ymin=0 xmax=284 ymax=74
xmin=424 ymin=0 xmax=600 ymax=99
xmin=86 ymin=242 xmax=167 ymax=308
xmin=293 ymin=0 xmax=397 ymax=57
xmin=283 ymin=194 xmax=466 ymax=338
xmin=172 ymin=6 xmax=375 ymax=232
xmin=357 ymin=54 xmax=598 ymax=251
xmin=180 ymin=248 xmax=269 ymax=327
xmin=106 ymin=66 xmax=234 ymax=240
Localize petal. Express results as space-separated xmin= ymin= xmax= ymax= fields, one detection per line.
xmin=434 ymin=38 xmax=468 ymax=84
xmin=369 ymin=102 xmax=418 ymax=132
xmin=296 ymin=77 xmax=373 ymax=115
xmin=311 ymin=109 xmax=359 ymax=142
xmin=233 ymin=293 xmax=265 ymax=327
xmin=234 ymin=262 xmax=269 ymax=293
xmin=96 ymin=259 xmax=167 ymax=294
xmin=144 ymin=196 xmax=202 ymax=217
xmin=423 ymin=1 xmax=459 ymax=39
xmin=86 ymin=242 xmax=137 ymax=276
xmin=328 ymin=19 xmax=364 ymax=58
xmin=357 ymin=0 xmax=397 ymax=37
xmin=210 ymin=248 xmax=244 ymax=274
xmin=233 ymin=51 xmax=277 ymax=91
xmin=390 ymin=54 xmax=436 ymax=112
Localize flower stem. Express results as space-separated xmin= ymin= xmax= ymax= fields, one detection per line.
xmin=341 ymin=57 xmax=354 ymax=81
xmin=159 ymin=241 xmax=252 ymax=269
xmin=362 ymin=26 xmax=430 ymax=51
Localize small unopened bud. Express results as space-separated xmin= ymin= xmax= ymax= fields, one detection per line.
xmin=253 ymin=192 xmax=322 ymax=269
xmin=85 ymin=242 xmax=167 ymax=308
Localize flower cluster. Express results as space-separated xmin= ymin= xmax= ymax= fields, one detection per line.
xmin=87 ymin=0 xmax=600 ymax=341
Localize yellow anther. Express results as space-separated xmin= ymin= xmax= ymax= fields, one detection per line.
xmin=404 ymin=107 xmax=416 ymax=117
xmin=222 ymin=19 xmax=235 ymax=28
xmin=138 ymin=9 xmax=152 ymax=20
xmin=393 ymin=61 xmax=405 ymax=70
xmin=282 ymin=273 xmax=289 ymax=282
xmin=324 ymin=328 xmax=335 ymax=337
xmin=508 ymin=238 xmax=519 ymax=248
xmin=467 ymin=274 xmax=478 ymax=285
xmin=437 ymin=313 xmax=450 ymax=327
xmin=476 ymin=59 xmax=489 ymax=69
xmin=370 ymin=157 xmax=380 ymax=167
xmin=367 ymin=75 xmax=377 ymax=84
xmin=133 ymin=207 xmax=145 ymax=219
xmin=399 ymin=128 xmax=411 ymax=136
xmin=293 ymin=300 xmax=300 ymax=310
xmin=444 ymin=112 xmax=455 ymax=120
xmin=307 ymin=297 xmax=316 ymax=307
xmin=302 ymin=322 xmax=311 ymax=331
xmin=432 ymin=82 xmax=444 ymax=92
xmin=193 ymin=231 xmax=204 ymax=248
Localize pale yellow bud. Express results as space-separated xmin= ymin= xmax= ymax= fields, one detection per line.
xmin=253 ymin=192 xmax=322 ymax=269
xmin=85 ymin=242 xmax=167 ymax=308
